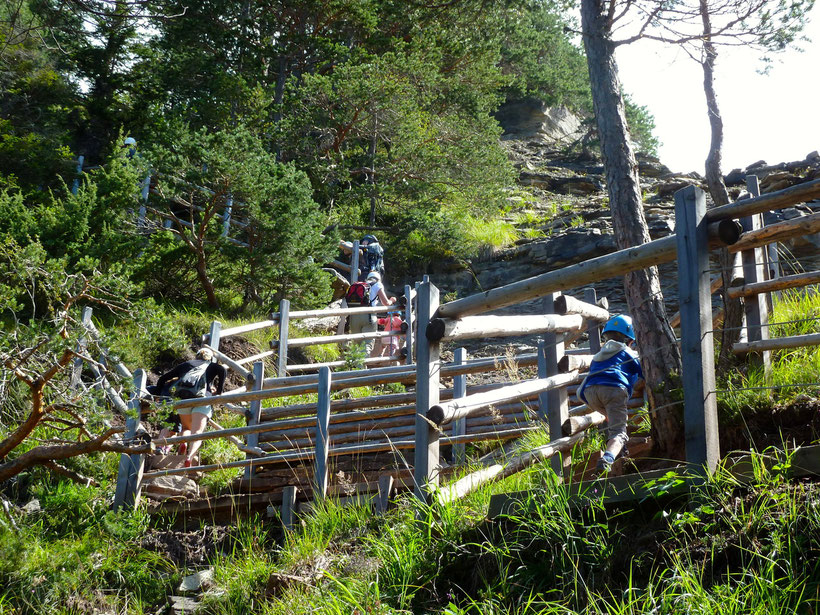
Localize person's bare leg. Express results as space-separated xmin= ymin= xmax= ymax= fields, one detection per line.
xmin=186 ymin=411 xmax=209 ymax=462
xmin=178 ymin=414 xmax=193 ymax=456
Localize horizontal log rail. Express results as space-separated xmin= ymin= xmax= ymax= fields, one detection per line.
xmin=562 ymin=411 xmax=606 ymax=436
xmin=558 ymin=354 xmax=594 ymax=373
xmin=426 ymin=314 xmax=584 ymax=343
xmin=144 ymin=425 xmax=542 ymax=478
xmin=427 ymin=372 xmax=582 ymax=427
xmin=554 ymin=294 xmax=609 ymax=321
xmin=285 ymin=354 xmax=404 ymax=372
xmin=706 ymin=178 xmax=820 ymax=223
xmin=273 ymin=329 xmax=395 ymax=349
xmin=726 ymin=270 xmax=820 ymax=299
xmin=733 ymin=332 xmax=820 ymax=355
xmin=260 ymin=414 xmax=536 ymax=450
xmin=435 ymin=219 xmax=740 ymax=320
xmin=204 ymin=345 xmax=251 ymax=380
xmin=728 ymin=212 xmax=820 ymax=254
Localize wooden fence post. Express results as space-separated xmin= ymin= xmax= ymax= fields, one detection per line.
xmin=277 ymin=299 xmax=290 ymax=377
xmin=72 ymin=306 xmax=93 ymax=390
xmin=584 ymin=288 xmax=602 ymax=354
xmin=71 ymin=155 xmax=84 ymax=195
xmin=243 ymin=361 xmax=265 ymax=482
xmin=451 ymin=347 xmax=468 ymax=466
xmin=538 ymin=292 xmax=569 ymax=477
xmin=350 ymin=240 xmax=360 ymax=283
xmin=113 ymin=369 xmax=147 ymax=510
xmin=137 ymin=173 xmax=150 ymax=230
xmin=414 ymin=281 xmax=441 ymax=503
xmin=221 ymin=194 xmax=233 ymax=237
xmin=376 ymin=474 xmax=394 ymax=513
xmin=208 ymin=320 xmax=222 ymax=352
xmin=404 ymin=284 xmax=414 ymax=365
xmin=746 ymin=176 xmax=781 ymax=288
xmin=742 ymin=176 xmax=772 ymax=375
xmin=281 ymin=485 xmax=298 ymax=531
xmin=313 ymin=367 xmax=332 ymax=500
xmin=674 ymin=185 xmax=720 ymax=475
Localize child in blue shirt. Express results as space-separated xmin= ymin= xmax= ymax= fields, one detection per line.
xmin=578 ymin=314 xmax=644 ymax=475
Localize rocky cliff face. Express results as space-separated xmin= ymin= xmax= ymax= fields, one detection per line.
xmin=427 ymin=100 xmax=820 ymax=318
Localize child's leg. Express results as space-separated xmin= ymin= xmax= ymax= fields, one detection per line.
xmin=601 ymin=387 xmax=630 ymax=459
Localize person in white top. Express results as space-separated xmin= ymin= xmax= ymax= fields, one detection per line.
xmin=347 ymin=271 xmax=395 ymax=356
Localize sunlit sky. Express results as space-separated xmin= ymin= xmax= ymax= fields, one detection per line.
xmin=615 ymin=4 xmax=820 ymax=175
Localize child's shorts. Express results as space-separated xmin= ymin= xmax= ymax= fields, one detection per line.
xmin=177 ymin=405 xmax=213 ymax=419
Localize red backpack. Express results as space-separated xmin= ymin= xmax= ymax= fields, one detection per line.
xmin=345 ymin=281 xmax=372 ymax=306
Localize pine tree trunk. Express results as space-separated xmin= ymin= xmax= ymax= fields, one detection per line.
xmin=581 ymin=0 xmax=684 ymax=460
xmin=700 ymin=4 xmax=743 ymax=373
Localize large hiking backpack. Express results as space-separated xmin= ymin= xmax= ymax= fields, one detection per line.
xmin=170 ymin=361 xmax=210 ymax=399
xmin=345 ymin=281 xmax=372 ymax=307
xmin=363 ymin=242 xmax=384 ymax=276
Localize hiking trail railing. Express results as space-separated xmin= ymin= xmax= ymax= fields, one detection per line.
xmin=99 ymin=176 xmax=820 ymax=519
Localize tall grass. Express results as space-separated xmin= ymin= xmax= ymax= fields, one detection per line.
xmin=718 ymin=287 xmax=820 ymax=418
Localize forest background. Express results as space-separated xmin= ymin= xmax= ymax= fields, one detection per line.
xmin=0 ymin=0 xmax=661 ymax=320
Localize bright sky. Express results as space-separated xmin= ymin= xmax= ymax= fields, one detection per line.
xmin=615 ymin=4 xmax=820 ymax=175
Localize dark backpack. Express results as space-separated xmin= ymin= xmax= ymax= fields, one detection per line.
xmin=363 ymin=243 xmax=384 ymax=276
xmin=345 ymin=281 xmax=372 ymax=306
xmin=170 ymin=361 xmax=210 ymax=399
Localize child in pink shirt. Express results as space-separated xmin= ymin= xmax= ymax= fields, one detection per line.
xmin=376 ymin=313 xmax=404 ymax=359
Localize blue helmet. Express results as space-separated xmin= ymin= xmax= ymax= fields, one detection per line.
xmin=603 ymin=314 xmax=635 ymax=341
xmin=361 ymin=234 xmax=378 ymax=245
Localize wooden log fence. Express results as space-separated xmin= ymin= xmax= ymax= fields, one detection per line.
xmin=124 ymin=174 xmax=820 ymax=511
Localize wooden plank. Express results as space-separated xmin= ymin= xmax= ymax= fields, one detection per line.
xmin=277 ymin=299 xmax=290 ymax=377
xmin=727 ymin=270 xmax=820 ymax=299
xmin=451 ymin=348 xmax=468 ymax=466
xmin=733 ymin=332 xmax=820 ymax=354
xmin=313 ymin=367 xmax=332 ymax=500
xmin=208 ymin=320 xmax=222 ymax=351
xmin=414 ymin=281 xmax=441 ymax=503
xmin=426 ymin=313 xmax=584 ymax=342
xmin=674 ymin=185 xmax=720 ymax=474
xmin=243 ymin=361 xmax=265 ymax=482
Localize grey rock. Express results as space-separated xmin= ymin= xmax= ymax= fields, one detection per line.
xmin=22 ymin=499 xmax=40 ymax=514
xmin=178 ymin=568 xmax=214 ymax=593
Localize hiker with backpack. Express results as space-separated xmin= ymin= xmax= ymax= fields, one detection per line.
xmin=153 ymin=348 xmax=227 ymax=467
xmin=345 ymin=270 xmax=396 ymax=357
xmin=338 ymin=234 xmax=386 ymax=282
xmin=358 ymin=234 xmax=385 ymax=281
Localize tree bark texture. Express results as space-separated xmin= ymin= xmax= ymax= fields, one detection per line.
xmin=700 ymin=1 xmax=744 ymax=373
xmin=581 ymin=0 xmax=684 ymax=459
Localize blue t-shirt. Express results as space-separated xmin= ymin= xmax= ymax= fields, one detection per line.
xmin=579 ymin=340 xmax=643 ymax=403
